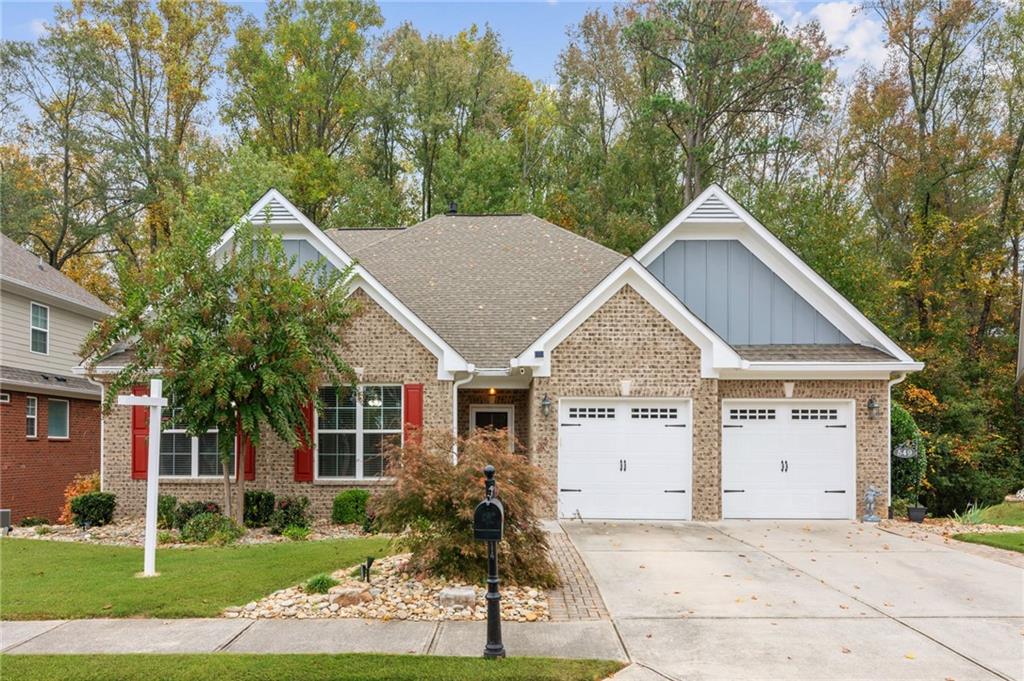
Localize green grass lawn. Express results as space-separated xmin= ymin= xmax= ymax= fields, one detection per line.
xmin=975 ymin=501 xmax=1024 ymax=526
xmin=0 ymin=537 xmax=392 ymax=619
xmin=953 ymin=532 xmax=1024 ymax=553
xmin=0 ymin=654 xmax=624 ymax=681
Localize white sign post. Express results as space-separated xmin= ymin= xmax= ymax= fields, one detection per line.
xmin=117 ymin=378 xmax=167 ymax=577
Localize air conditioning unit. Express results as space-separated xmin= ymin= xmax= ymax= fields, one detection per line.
xmin=0 ymin=509 xmax=10 ymax=533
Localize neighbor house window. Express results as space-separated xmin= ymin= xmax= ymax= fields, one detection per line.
xmin=47 ymin=399 xmax=69 ymax=438
xmin=317 ymin=385 xmax=401 ymax=479
xmin=30 ymin=302 xmax=48 ymax=354
xmin=159 ymin=397 xmax=234 ymax=478
xmin=0 ymin=392 xmax=10 ymax=404
xmin=26 ymin=397 xmax=37 ymax=437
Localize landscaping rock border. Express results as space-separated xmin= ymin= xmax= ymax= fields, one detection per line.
xmin=227 ymin=554 xmax=549 ymax=623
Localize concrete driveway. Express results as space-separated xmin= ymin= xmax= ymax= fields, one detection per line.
xmin=565 ymin=520 xmax=1024 ymax=681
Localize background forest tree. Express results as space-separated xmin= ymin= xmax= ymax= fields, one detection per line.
xmin=2 ymin=0 xmax=1021 ymax=512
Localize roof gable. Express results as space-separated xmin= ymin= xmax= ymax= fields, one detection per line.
xmin=634 ymin=185 xmax=917 ymax=364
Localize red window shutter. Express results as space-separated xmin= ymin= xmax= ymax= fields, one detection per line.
xmin=293 ymin=400 xmax=315 ymax=481
xmin=236 ymin=423 xmax=256 ymax=482
xmin=403 ymin=384 xmax=424 ymax=444
xmin=130 ymin=384 xmax=150 ymax=480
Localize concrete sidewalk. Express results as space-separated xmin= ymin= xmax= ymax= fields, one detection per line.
xmin=0 ymin=618 xmax=628 ymax=661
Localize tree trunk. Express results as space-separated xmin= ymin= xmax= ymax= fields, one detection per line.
xmin=234 ymin=440 xmax=246 ymax=526
xmin=221 ymin=465 xmax=232 ymax=520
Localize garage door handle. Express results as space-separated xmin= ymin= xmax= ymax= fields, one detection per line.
xmin=561 ymin=423 xmax=581 ymax=427
xmin=824 ymin=490 xmax=846 ymax=494
xmin=663 ymin=489 xmax=686 ymax=493
xmin=664 ymin=424 xmax=687 ymax=428
xmin=723 ymin=424 xmax=743 ymax=428
xmin=723 ymin=489 xmax=745 ymax=493
xmin=560 ymin=488 xmax=582 ymax=493
xmin=825 ymin=425 xmax=847 ymax=428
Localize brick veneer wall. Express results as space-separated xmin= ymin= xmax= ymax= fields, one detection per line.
xmin=718 ymin=380 xmax=890 ymax=518
xmin=528 ymin=285 xmax=722 ymax=520
xmin=0 ymin=390 xmax=101 ymax=523
xmin=456 ymin=388 xmax=530 ymax=452
xmin=100 ymin=290 xmax=452 ymax=518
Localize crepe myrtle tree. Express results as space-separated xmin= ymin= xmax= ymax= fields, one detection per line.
xmin=83 ymin=220 xmax=357 ymax=522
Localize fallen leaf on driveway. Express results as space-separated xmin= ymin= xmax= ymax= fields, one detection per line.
xmin=839 ymin=604 xmax=849 ymax=609
xmin=723 ymin=574 xmax=732 ymax=578
xmin=905 ymin=653 xmax=915 ymax=660
xmin=841 ymin=647 xmax=851 ymax=654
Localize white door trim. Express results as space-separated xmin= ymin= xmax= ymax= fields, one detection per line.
xmin=469 ymin=404 xmax=515 ymax=451
xmin=720 ymin=398 xmax=857 ymax=519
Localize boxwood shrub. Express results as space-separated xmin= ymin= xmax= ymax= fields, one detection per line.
xmin=244 ymin=490 xmax=276 ymax=528
xmin=173 ymin=500 xmax=220 ymax=530
xmin=157 ymin=495 xmax=177 ymax=529
xmin=332 ymin=489 xmax=370 ymax=525
xmin=70 ymin=492 xmax=116 ymax=527
xmin=269 ymin=496 xmax=310 ymax=535
xmin=181 ymin=512 xmax=244 ymax=544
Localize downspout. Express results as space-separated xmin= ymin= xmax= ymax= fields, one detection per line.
xmin=887 ymin=372 xmax=908 ymax=517
xmin=451 ymin=365 xmax=476 ymax=463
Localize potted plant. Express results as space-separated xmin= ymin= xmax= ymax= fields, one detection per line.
xmin=894 ymin=441 xmax=927 ymax=523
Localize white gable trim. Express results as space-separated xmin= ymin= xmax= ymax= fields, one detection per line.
xmin=633 ymin=185 xmax=917 ymax=364
xmin=515 ymin=259 xmax=744 ymax=378
xmin=214 ymin=189 xmax=470 ymax=380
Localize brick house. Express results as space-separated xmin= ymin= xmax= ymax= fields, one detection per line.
xmin=87 ymin=187 xmax=922 ymax=521
xmin=1 ymin=234 xmax=112 ymax=523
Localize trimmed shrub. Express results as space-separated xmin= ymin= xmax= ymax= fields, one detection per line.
xmin=269 ymin=496 xmax=310 ymax=535
xmin=304 ymin=573 xmax=338 ymax=594
xmin=173 ymin=501 xmax=221 ymax=530
xmin=332 ymin=489 xmax=370 ymax=525
xmin=70 ymin=492 xmax=116 ymax=527
xmin=244 ymin=490 xmax=276 ymax=528
xmin=157 ymin=495 xmax=177 ymax=529
xmin=181 ymin=512 xmax=243 ymax=544
xmin=373 ymin=430 xmax=558 ymax=587
xmin=19 ymin=516 xmax=49 ymax=527
xmin=58 ymin=472 xmax=99 ymax=524
xmin=891 ymin=403 xmax=926 ymax=504
xmin=282 ymin=524 xmax=311 ymax=541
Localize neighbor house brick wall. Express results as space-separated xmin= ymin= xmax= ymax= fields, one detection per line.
xmin=0 ymin=390 xmax=100 ymax=523
xmin=718 ymin=380 xmax=890 ymax=518
xmin=101 ymin=290 xmax=452 ymax=518
xmin=528 ymin=285 xmax=721 ymax=520
xmin=456 ymin=388 xmax=530 ymax=452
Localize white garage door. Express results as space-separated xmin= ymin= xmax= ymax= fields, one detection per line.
xmin=558 ymin=400 xmax=692 ymax=520
xmin=722 ymin=401 xmax=855 ymax=519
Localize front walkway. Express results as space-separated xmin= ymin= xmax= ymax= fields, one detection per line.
xmin=1 ymin=618 xmax=627 ymax=660
xmin=565 ymin=519 xmax=1024 ymax=681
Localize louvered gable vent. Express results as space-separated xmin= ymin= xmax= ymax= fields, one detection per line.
xmin=688 ymin=194 xmax=740 ymax=221
xmin=253 ymin=197 xmax=297 ymax=224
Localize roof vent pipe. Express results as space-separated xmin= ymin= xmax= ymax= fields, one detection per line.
xmin=446 ymin=201 xmax=457 ymax=215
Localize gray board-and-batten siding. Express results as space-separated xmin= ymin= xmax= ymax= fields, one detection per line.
xmin=648 ymin=239 xmax=851 ymax=346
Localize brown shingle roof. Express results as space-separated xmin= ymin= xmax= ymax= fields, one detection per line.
xmin=328 ymin=228 xmax=406 ymax=254
xmin=330 ymin=214 xmax=625 ymax=367
xmin=734 ymin=344 xmax=897 ymax=362
xmin=1 ymin=365 xmax=100 ymax=397
xmin=1 ymin=234 xmax=112 ymax=316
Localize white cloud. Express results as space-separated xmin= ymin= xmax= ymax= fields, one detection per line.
xmin=29 ymin=19 xmax=49 ymax=38
xmin=809 ymin=1 xmax=887 ymax=79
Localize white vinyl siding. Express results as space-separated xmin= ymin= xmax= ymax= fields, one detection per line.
xmin=30 ymin=302 xmax=48 ymax=354
xmin=317 ymin=385 xmax=401 ymax=480
xmin=1 ymin=290 xmax=99 ymax=376
xmin=47 ymin=398 xmax=69 ymax=438
xmin=158 ymin=398 xmax=234 ymax=478
xmin=26 ymin=396 xmax=37 ymax=437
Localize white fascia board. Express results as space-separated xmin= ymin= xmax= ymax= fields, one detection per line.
xmin=718 ymin=361 xmax=924 ymax=380
xmin=633 ymin=185 xmax=917 ymax=363
xmin=516 ymin=259 xmax=744 ymax=378
xmin=348 ymin=268 xmax=469 ymax=380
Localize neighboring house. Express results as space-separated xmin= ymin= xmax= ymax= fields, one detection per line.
xmin=1 ymin=234 xmax=113 ymax=523
xmin=86 ymin=186 xmax=922 ymax=522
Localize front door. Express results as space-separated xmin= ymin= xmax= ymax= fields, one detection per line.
xmin=469 ymin=405 xmax=514 ymax=450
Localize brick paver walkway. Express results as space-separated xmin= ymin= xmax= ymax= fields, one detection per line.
xmin=545 ymin=527 xmax=609 ymax=621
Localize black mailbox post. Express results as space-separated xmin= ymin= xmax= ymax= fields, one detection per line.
xmin=473 ymin=465 xmax=506 ymax=659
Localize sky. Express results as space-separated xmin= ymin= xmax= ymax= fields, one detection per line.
xmin=1 ymin=0 xmax=887 ymax=83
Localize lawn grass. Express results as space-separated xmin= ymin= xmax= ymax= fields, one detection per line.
xmin=0 ymin=654 xmax=625 ymax=681
xmin=975 ymin=501 xmax=1024 ymax=527
xmin=0 ymin=537 xmax=392 ymax=619
xmin=953 ymin=532 xmax=1024 ymax=553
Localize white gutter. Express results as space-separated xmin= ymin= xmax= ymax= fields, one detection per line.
xmin=451 ymin=365 xmax=477 ymax=463
xmin=887 ymin=372 xmax=909 ymax=517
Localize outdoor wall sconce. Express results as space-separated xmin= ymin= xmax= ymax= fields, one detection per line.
xmin=540 ymin=393 xmax=552 ymax=417
xmin=867 ymin=397 xmax=880 ymax=419
xmin=488 ymin=387 xmax=497 ymax=404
